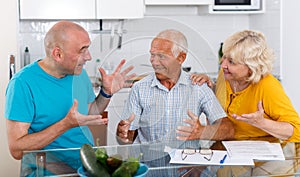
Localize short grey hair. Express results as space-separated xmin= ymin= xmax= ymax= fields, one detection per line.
xmin=156 ymin=29 xmax=188 ymax=57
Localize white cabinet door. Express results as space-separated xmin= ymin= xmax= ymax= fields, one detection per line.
xmin=106 ymin=88 xmax=130 ymax=145
xmin=96 ymin=0 xmax=144 ymax=19
xmin=20 ymin=0 xmax=96 ymax=19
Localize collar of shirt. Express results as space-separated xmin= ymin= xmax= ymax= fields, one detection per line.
xmin=150 ymin=70 xmax=190 ymax=91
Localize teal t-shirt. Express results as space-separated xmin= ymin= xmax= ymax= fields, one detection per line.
xmin=5 ymin=60 xmax=96 ymax=149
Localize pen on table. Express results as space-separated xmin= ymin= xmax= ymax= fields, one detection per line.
xmin=220 ymin=154 xmax=227 ymax=164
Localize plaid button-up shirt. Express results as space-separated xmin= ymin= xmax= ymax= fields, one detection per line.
xmin=121 ymin=71 xmax=227 ymax=148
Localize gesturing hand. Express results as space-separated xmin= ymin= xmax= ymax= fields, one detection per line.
xmin=99 ymin=59 xmax=136 ymax=95
xmin=176 ymin=110 xmax=202 ymax=141
xmin=116 ymin=114 xmax=135 ymax=143
xmin=65 ymin=99 xmax=108 ymax=128
xmin=232 ymin=101 xmax=265 ymax=126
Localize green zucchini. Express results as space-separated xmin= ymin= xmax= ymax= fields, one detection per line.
xmin=80 ymin=144 xmax=110 ymax=177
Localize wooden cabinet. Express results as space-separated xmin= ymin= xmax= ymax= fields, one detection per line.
xmin=19 ymin=0 xmax=96 ymax=19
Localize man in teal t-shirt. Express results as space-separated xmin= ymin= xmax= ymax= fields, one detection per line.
xmin=6 ymin=61 xmax=95 ymax=149
xmin=4 ymin=21 xmax=135 ymax=161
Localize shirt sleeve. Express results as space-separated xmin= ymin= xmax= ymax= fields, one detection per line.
xmin=5 ymin=77 xmax=34 ymax=123
xmin=261 ymin=77 xmax=300 ymax=142
xmin=121 ymin=84 xmax=141 ymax=130
xmin=199 ymin=84 xmax=227 ymax=124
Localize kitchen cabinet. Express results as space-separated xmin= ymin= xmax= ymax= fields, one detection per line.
xmin=19 ymin=0 xmax=96 ymax=19
xmin=106 ymin=88 xmax=130 ymax=145
xmin=96 ymin=0 xmax=144 ymax=19
xmin=20 ymin=0 xmax=144 ymax=20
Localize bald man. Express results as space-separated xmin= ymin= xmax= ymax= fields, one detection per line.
xmin=5 ymin=21 xmax=135 ymax=160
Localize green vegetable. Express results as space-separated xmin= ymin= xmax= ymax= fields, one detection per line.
xmin=112 ymin=166 xmax=132 ymax=177
xmin=112 ymin=153 xmax=142 ymax=177
xmin=95 ymin=148 xmax=109 ymax=165
xmin=95 ymin=147 xmax=110 ymax=172
xmin=80 ymin=144 xmax=110 ymax=177
xmin=106 ymin=154 xmax=123 ymax=172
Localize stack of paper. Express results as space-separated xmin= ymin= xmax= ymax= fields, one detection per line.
xmin=222 ymin=141 xmax=285 ymax=161
xmin=168 ymin=141 xmax=284 ymax=166
xmin=169 ymin=149 xmax=254 ymax=166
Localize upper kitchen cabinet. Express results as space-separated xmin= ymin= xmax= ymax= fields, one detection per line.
xmin=20 ymin=0 xmax=144 ymax=20
xmin=19 ymin=0 xmax=96 ymax=19
xmin=96 ymin=0 xmax=144 ymax=19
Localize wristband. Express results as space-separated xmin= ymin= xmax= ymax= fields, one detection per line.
xmin=99 ymin=87 xmax=113 ymax=98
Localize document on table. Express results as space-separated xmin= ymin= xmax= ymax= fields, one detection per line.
xmin=222 ymin=141 xmax=285 ymax=161
xmin=169 ymin=149 xmax=254 ymax=166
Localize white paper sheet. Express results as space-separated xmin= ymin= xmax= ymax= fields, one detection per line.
xmin=222 ymin=141 xmax=285 ymax=161
xmin=169 ymin=149 xmax=254 ymax=166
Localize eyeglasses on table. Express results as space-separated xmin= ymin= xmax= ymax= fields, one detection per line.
xmin=181 ymin=148 xmax=214 ymax=161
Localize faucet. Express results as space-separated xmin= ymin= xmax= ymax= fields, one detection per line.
xmin=9 ymin=54 xmax=15 ymax=79
xmin=117 ymin=19 xmax=124 ymax=49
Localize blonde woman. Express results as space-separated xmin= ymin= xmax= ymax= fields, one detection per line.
xmin=188 ymin=30 xmax=300 ymax=142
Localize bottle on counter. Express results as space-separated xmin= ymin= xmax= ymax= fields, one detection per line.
xmin=94 ymin=59 xmax=101 ymax=90
xmin=218 ymin=42 xmax=223 ymax=70
xmin=23 ymin=47 xmax=30 ymax=67
xmin=9 ymin=55 xmax=15 ymax=80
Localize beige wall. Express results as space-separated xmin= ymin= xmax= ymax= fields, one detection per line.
xmin=0 ymin=0 xmax=20 ymax=176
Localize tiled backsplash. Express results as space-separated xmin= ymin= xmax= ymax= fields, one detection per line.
xmin=19 ymin=0 xmax=280 ymax=79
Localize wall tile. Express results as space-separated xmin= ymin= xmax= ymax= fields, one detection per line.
xmin=19 ymin=6 xmax=280 ymax=77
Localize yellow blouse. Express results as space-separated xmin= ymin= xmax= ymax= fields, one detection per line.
xmin=216 ymin=72 xmax=300 ymax=142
